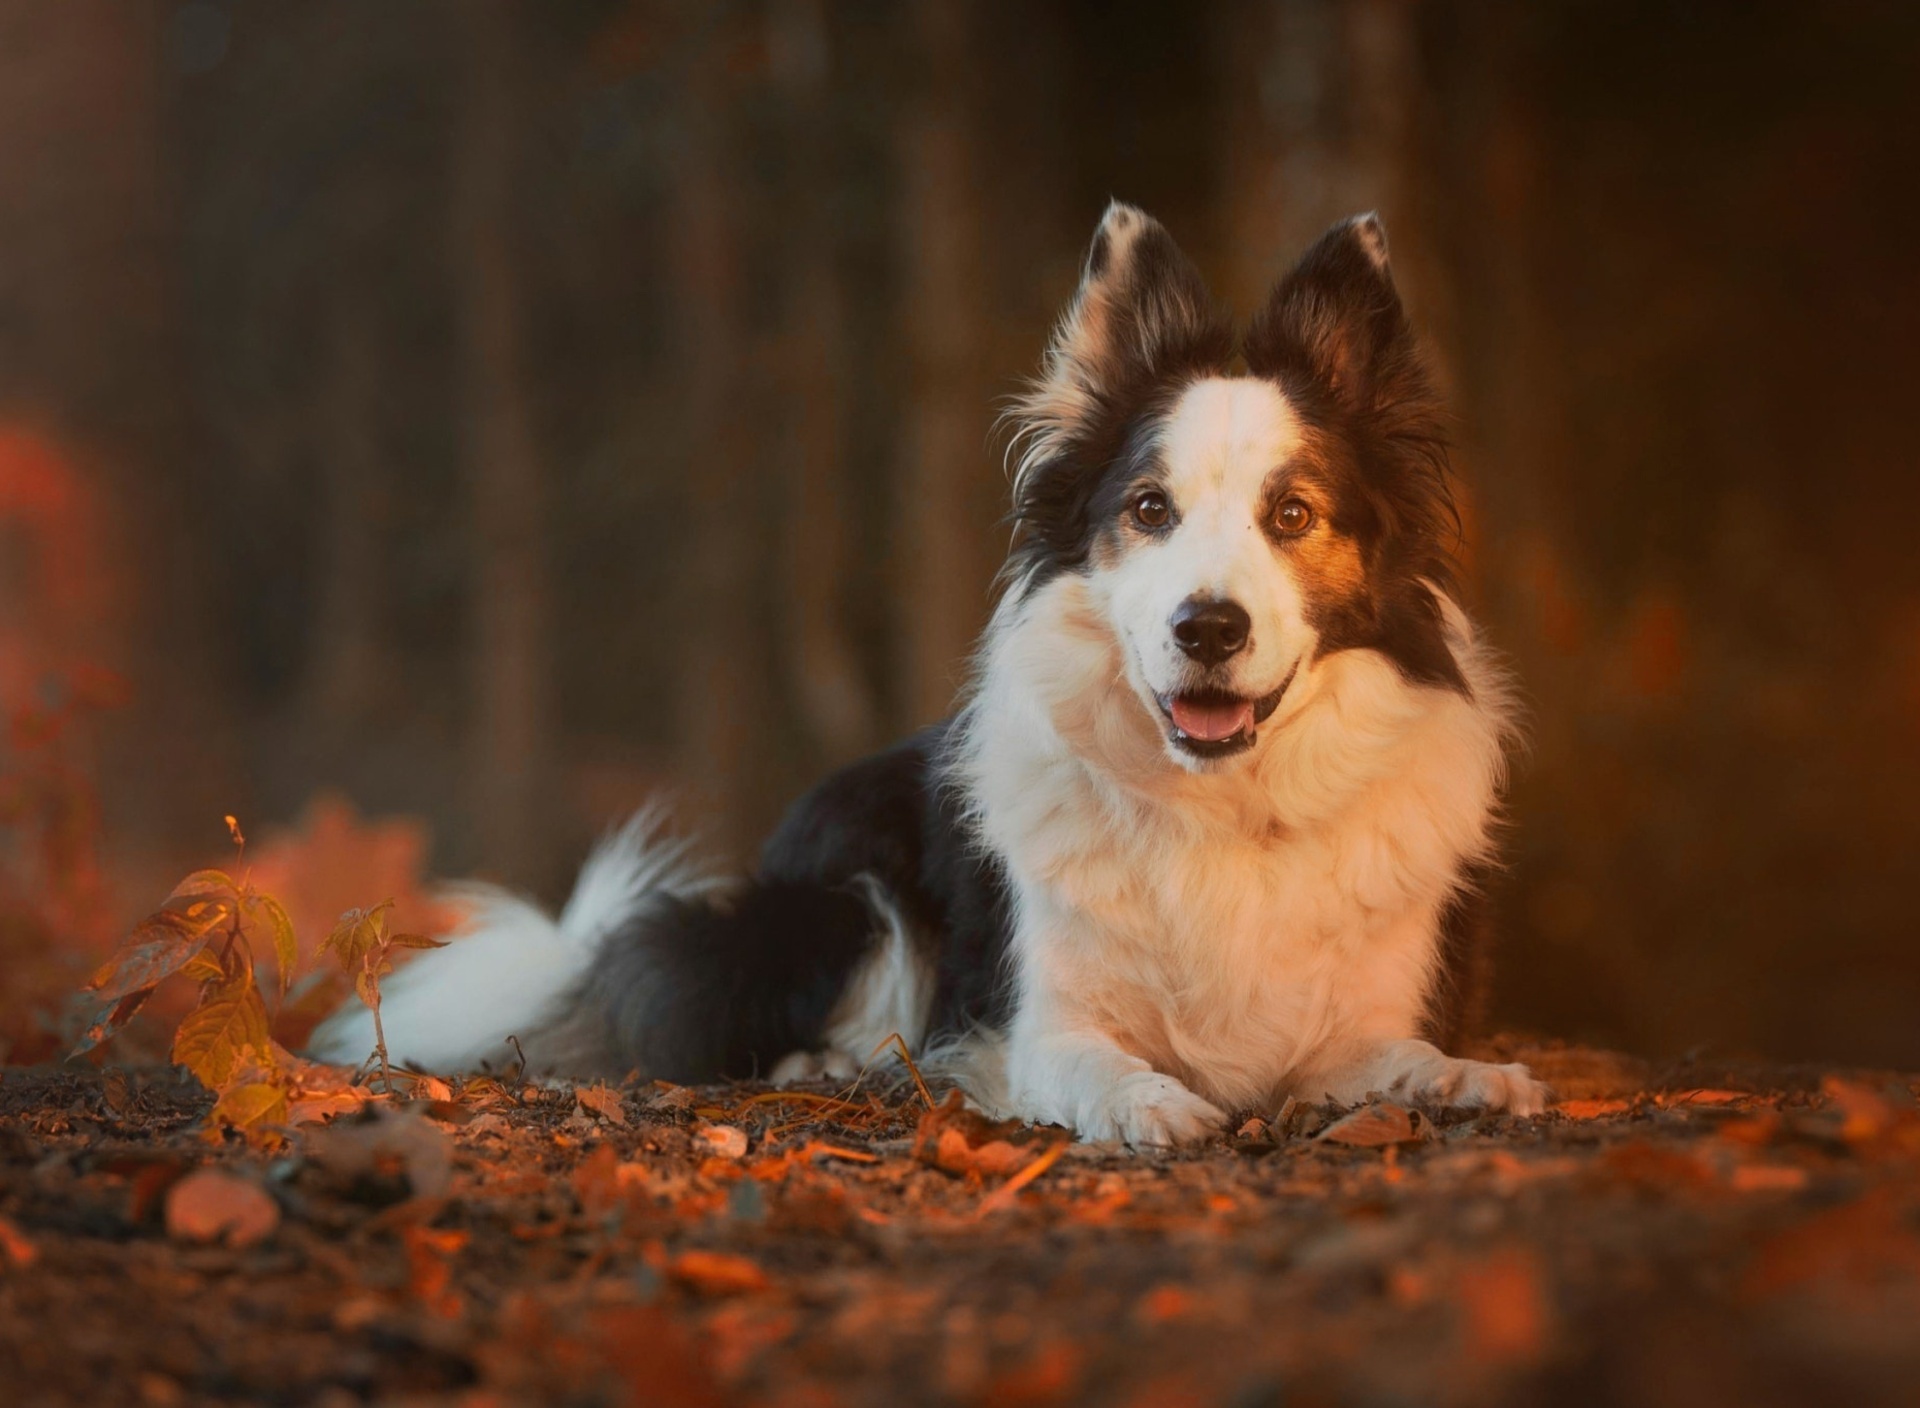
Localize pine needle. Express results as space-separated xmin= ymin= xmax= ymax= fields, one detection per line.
xmin=976 ymin=1140 xmax=1067 ymax=1218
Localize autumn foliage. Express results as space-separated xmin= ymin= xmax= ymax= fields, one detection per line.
xmin=72 ymin=816 xmax=439 ymax=1139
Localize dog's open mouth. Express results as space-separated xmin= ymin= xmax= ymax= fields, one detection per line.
xmin=1158 ymin=665 xmax=1296 ymax=759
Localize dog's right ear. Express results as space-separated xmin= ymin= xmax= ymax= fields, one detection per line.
xmin=1015 ymin=204 xmax=1227 ymax=450
xmin=1007 ymin=204 xmax=1230 ymax=551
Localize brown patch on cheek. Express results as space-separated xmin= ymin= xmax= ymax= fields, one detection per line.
xmin=1289 ymin=531 xmax=1378 ymax=647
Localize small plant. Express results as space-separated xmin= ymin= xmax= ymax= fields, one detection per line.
xmin=76 ymin=817 xmax=303 ymax=1134
xmin=320 ymin=900 xmax=444 ymax=1093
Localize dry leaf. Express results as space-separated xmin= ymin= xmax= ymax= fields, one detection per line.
xmin=1730 ymin=1163 xmax=1810 ymax=1193
xmin=243 ymin=891 xmax=299 ymax=1001
xmin=912 ymin=1089 xmax=1054 ymax=1177
xmin=164 ymin=1169 xmax=280 ymax=1248
xmin=577 ymin=1084 xmax=628 ymax=1126
xmin=1556 ymin=1098 xmax=1633 ymax=1119
xmin=1659 ymin=1089 xmax=1752 ymax=1109
xmin=668 ymin=1249 xmax=769 ymax=1296
xmin=1319 ymin=1103 xmax=1420 ymax=1147
xmin=213 ymin=1079 xmax=290 ymax=1134
xmin=0 ymin=1216 xmax=37 ymax=1269
xmin=86 ymin=881 xmax=234 ymax=1003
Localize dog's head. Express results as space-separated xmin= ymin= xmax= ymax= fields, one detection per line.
xmin=1005 ymin=203 xmax=1465 ymax=769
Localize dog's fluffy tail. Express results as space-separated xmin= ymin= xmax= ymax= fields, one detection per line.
xmin=306 ymin=809 xmax=716 ymax=1075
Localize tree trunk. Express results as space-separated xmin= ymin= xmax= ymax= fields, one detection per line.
xmin=668 ymin=13 xmax=759 ymax=860
xmin=897 ymin=0 xmax=987 ymax=728
xmin=454 ymin=0 xmax=550 ymax=884
xmin=772 ymin=0 xmax=878 ymax=768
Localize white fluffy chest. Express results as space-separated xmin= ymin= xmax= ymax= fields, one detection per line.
xmin=1020 ymin=783 xmax=1455 ymax=1109
xmin=958 ymin=584 xmax=1513 ymax=1111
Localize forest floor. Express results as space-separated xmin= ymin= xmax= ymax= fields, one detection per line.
xmin=3 ymin=1040 xmax=1919 ymax=1408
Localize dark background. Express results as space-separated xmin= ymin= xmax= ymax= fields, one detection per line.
xmin=2 ymin=0 xmax=1917 ymax=1067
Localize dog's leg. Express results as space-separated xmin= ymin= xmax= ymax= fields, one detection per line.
xmin=1009 ymin=1026 xmax=1226 ymax=1146
xmin=768 ymin=1049 xmax=862 ymax=1086
xmin=1298 ymin=1037 xmax=1549 ymax=1115
xmin=1005 ymin=977 xmax=1226 ymax=1146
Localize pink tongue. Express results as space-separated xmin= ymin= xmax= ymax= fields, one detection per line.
xmin=1170 ymin=695 xmax=1254 ymax=742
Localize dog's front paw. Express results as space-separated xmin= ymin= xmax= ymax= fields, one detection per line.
xmin=769 ymin=1049 xmax=861 ymax=1086
xmin=1087 ymin=1071 xmax=1227 ymax=1148
xmin=1382 ymin=1043 xmax=1550 ymax=1116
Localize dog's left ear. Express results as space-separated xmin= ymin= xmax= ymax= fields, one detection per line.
xmin=1242 ymin=213 xmax=1423 ymax=411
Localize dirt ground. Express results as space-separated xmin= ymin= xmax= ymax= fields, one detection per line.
xmin=3 ymin=1040 xmax=1919 ymax=1408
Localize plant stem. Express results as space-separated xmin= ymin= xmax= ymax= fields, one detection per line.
xmin=367 ymin=962 xmax=393 ymax=1094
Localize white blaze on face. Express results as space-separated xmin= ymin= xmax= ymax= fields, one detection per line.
xmin=1094 ymin=376 xmax=1317 ymax=717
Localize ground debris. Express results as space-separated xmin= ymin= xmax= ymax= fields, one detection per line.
xmin=3 ymin=1043 xmax=1919 ymax=1406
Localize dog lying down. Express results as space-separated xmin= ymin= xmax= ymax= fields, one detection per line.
xmin=313 ymin=203 xmax=1548 ymax=1146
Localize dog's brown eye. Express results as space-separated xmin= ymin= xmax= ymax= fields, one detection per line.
xmin=1132 ymin=491 xmax=1171 ymax=529
xmin=1274 ymin=499 xmax=1314 ymax=535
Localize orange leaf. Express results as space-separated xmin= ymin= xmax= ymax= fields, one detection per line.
xmin=668 ymin=1250 xmax=769 ymax=1296
xmin=172 ymin=963 xmax=273 ymax=1092
xmin=0 ymin=1216 xmax=37 ymax=1269
xmin=242 ymin=892 xmax=299 ymax=1001
xmin=577 ymin=1084 xmax=629 ymax=1126
xmin=1556 ymin=1098 xmax=1632 ymax=1120
xmin=85 ymin=899 xmax=232 ymax=1004
xmin=213 ymin=1080 xmax=290 ymax=1135
xmin=1320 ymin=1103 xmax=1420 ymax=1146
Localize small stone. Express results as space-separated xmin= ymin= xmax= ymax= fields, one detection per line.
xmin=697 ymin=1124 xmax=749 ymax=1160
xmin=164 ymin=1168 xmax=280 ymax=1248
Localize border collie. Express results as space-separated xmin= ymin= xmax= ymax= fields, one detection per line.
xmin=313 ymin=204 xmax=1547 ymax=1145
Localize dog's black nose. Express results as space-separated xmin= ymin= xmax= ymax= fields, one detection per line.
xmin=1171 ymin=597 xmax=1251 ymax=666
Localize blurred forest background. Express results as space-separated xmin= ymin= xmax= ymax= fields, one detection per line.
xmin=1 ymin=0 xmax=1917 ymax=1069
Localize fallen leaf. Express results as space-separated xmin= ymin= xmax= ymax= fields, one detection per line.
xmin=1659 ymin=1089 xmax=1752 ymax=1109
xmin=1556 ymin=1098 xmax=1633 ymax=1120
xmin=913 ymin=1089 xmax=1056 ymax=1177
xmin=1730 ymin=1163 xmax=1810 ymax=1193
xmin=577 ymin=1084 xmax=629 ymax=1126
xmin=978 ymin=1141 xmax=1068 ymax=1215
xmin=0 ymin=1216 xmax=37 ymax=1269
xmin=1319 ymin=1103 xmax=1420 ymax=1147
xmin=668 ymin=1249 xmax=769 ymax=1296
xmin=164 ymin=1168 xmax=280 ymax=1247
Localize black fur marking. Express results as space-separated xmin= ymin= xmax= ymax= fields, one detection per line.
xmin=554 ymin=883 xmax=877 ymax=1082
xmin=1243 ymin=217 xmax=1468 ymax=694
xmin=1007 ymin=214 xmax=1234 ymax=591
xmin=543 ymin=724 xmax=1012 ymax=1082
xmin=760 ymin=722 xmax=1014 ymax=1038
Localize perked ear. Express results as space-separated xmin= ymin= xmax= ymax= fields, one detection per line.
xmin=1242 ymin=213 xmax=1423 ymax=412
xmin=1009 ymin=202 xmax=1230 ymax=497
